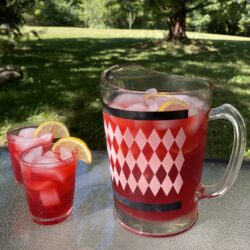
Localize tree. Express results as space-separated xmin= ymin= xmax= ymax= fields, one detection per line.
xmin=104 ymin=0 xmax=143 ymax=29
xmin=146 ymin=0 xmax=213 ymax=41
xmin=206 ymin=0 xmax=247 ymax=35
xmin=0 ymin=0 xmax=36 ymax=39
xmin=187 ymin=0 xmax=249 ymax=36
xmin=239 ymin=2 xmax=250 ymax=36
xmin=31 ymin=0 xmax=82 ymax=26
xmin=81 ymin=0 xmax=107 ymax=28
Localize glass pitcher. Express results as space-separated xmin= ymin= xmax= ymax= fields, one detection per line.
xmin=100 ymin=64 xmax=246 ymax=237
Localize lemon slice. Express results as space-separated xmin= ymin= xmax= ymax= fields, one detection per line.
xmin=144 ymin=93 xmax=173 ymax=106
xmin=52 ymin=137 xmax=92 ymax=164
xmin=144 ymin=92 xmax=172 ymax=100
xmin=158 ymin=98 xmax=188 ymax=111
xmin=33 ymin=121 xmax=70 ymax=139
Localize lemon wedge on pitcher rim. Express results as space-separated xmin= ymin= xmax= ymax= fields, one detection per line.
xmin=33 ymin=121 xmax=70 ymax=138
xmin=52 ymin=137 xmax=92 ymax=164
xmin=158 ymin=98 xmax=188 ymax=111
xmin=144 ymin=92 xmax=173 ymax=101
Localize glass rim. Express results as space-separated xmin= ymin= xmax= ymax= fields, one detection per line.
xmin=101 ymin=64 xmax=214 ymax=95
xmin=6 ymin=124 xmax=52 ymax=145
xmin=20 ymin=143 xmax=77 ymax=167
xmin=7 ymin=123 xmax=38 ymax=138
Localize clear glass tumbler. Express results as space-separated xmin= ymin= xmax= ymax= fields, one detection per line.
xmin=20 ymin=144 xmax=77 ymax=225
xmin=7 ymin=124 xmax=53 ymax=183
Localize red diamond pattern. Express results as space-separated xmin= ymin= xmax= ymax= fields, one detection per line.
xmin=168 ymin=165 xmax=179 ymax=183
xmin=132 ymin=164 xmax=142 ymax=182
xmin=143 ymin=165 xmax=154 ymax=184
xmin=155 ymin=142 xmax=168 ymax=162
xmin=142 ymin=143 xmax=154 ymax=162
xmin=104 ymin=118 xmax=186 ymax=197
xmin=122 ymin=162 xmax=131 ymax=180
xmin=130 ymin=141 xmax=141 ymax=160
xmin=155 ymin=165 xmax=167 ymax=184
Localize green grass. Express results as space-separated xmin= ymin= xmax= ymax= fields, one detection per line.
xmin=0 ymin=26 xmax=249 ymax=159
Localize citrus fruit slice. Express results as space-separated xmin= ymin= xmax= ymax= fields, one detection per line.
xmin=52 ymin=137 xmax=92 ymax=164
xmin=158 ymin=98 xmax=188 ymax=111
xmin=144 ymin=92 xmax=171 ymax=101
xmin=144 ymin=93 xmax=173 ymax=106
xmin=33 ymin=121 xmax=70 ymax=139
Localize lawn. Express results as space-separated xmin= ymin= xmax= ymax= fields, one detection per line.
xmin=0 ymin=27 xmax=249 ymax=159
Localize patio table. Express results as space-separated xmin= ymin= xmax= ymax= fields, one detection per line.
xmin=0 ymin=149 xmax=249 ymax=250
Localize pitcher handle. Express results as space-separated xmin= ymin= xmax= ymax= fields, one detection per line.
xmin=199 ymin=104 xmax=246 ymax=199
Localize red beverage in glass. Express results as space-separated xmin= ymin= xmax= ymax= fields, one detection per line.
xmin=7 ymin=125 xmax=53 ymax=183
xmin=20 ymin=145 xmax=77 ymax=225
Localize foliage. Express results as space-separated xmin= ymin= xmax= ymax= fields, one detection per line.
xmin=239 ymin=2 xmax=250 ymax=36
xmin=1 ymin=0 xmax=249 ymax=37
xmin=81 ymin=0 xmax=107 ymax=28
xmin=0 ymin=0 xmax=36 ymax=40
xmin=0 ymin=27 xmax=250 ymax=159
xmin=208 ymin=0 xmax=247 ymax=35
xmin=188 ymin=0 xmax=249 ymax=36
xmin=28 ymin=0 xmax=82 ymax=26
xmin=106 ymin=0 xmax=144 ymax=29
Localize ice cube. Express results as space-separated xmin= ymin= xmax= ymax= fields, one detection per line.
xmin=144 ymin=97 xmax=154 ymax=106
xmin=186 ymin=113 xmax=203 ymax=134
xmin=32 ymin=156 xmax=65 ymax=182
xmin=147 ymin=103 xmax=158 ymax=111
xmin=23 ymin=146 xmax=43 ymax=163
xmin=154 ymin=96 xmax=172 ymax=106
xmin=144 ymin=94 xmax=170 ymax=107
xmin=40 ymin=186 xmax=61 ymax=207
xmin=189 ymin=105 xmax=199 ymax=116
xmin=60 ymin=147 xmax=73 ymax=161
xmin=176 ymin=95 xmax=191 ymax=104
xmin=18 ymin=128 xmax=36 ymax=137
xmin=146 ymin=88 xmax=158 ymax=94
xmin=44 ymin=151 xmax=59 ymax=159
xmin=25 ymin=179 xmax=53 ymax=191
xmin=111 ymin=93 xmax=144 ymax=109
xmin=190 ymin=97 xmax=207 ymax=115
xmin=126 ymin=103 xmax=147 ymax=111
xmin=33 ymin=155 xmax=61 ymax=167
xmin=14 ymin=137 xmax=44 ymax=152
xmin=109 ymin=103 xmax=124 ymax=109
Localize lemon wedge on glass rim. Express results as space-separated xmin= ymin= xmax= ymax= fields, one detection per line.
xmin=33 ymin=121 xmax=70 ymax=138
xmin=52 ymin=137 xmax=92 ymax=164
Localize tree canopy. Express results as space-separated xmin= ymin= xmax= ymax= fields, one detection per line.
xmin=0 ymin=0 xmax=249 ymax=41
xmin=0 ymin=0 xmax=36 ymax=39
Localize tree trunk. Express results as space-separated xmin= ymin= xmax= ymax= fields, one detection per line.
xmin=127 ymin=11 xmax=135 ymax=29
xmin=168 ymin=1 xmax=187 ymax=41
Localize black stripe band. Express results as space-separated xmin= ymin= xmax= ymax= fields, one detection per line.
xmin=103 ymin=103 xmax=188 ymax=120
xmin=114 ymin=192 xmax=182 ymax=212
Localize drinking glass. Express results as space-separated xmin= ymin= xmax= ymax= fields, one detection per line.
xmin=20 ymin=144 xmax=77 ymax=225
xmin=7 ymin=124 xmax=53 ymax=183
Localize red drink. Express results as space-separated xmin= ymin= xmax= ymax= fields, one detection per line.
xmin=20 ymin=145 xmax=77 ymax=225
xmin=7 ymin=126 xmax=53 ymax=183
xmin=103 ymin=91 xmax=209 ymax=234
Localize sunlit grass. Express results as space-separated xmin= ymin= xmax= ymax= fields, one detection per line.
xmin=0 ymin=27 xmax=249 ymax=159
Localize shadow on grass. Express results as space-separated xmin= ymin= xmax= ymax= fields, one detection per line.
xmin=0 ymin=37 xmax=249 ymax=157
